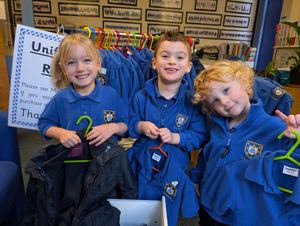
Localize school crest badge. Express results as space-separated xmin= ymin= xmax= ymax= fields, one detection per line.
xmin=103 ymin=110 xmax=115 ymax=123
xmin=272 ymin=87 xmax=285 ymax=98
xmin=176 ymin=114 xmax=188 ymax=128
xmin=164 ymin=181 xmax=178 ymax=200
xmin=244 ymin=140 xmax=263 ymax=159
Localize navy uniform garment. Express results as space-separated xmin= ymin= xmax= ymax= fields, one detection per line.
xmin=201 ymin=150 xmax=300 ymax=226
xmin=128 ymin=139 xmax=199 ymax=226
xmin=129 ymin=77 xmax=208 ymax=169
xmin=253 ymin=75 xmax=294 ymax=115
xmin=24 ymin=131 xmax=136 ymax=226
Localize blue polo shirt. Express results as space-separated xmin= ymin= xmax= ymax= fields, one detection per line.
xmin=201 ymin=150 xmax=300 ymax=226
xmin=38 ymin=80 xmax=128 ymax=139
xmin=128 ymin=139 xmax=199 ymax=226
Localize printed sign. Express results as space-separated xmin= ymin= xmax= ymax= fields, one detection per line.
xmin=8 ymin=25 xmax=64 ymax=130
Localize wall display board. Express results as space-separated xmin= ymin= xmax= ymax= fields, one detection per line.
xmin=7 ymin=0 xmax=258 ymax=55
xmin=108 ymin=0 xmax=137 ymax=6
xmin=8 ymin=25 xmax=63 ymax=130
xmin=223 ymin=15 xmax=250 ymax=28
xmin=148 ymin=24 xmax=180 ymax=34
xmin=225 ymin=1 xmax=252 ymax=15
xmin=103 ymin=6 xmax=142 ymax=20
xmin=149 ymin=0 xmax=182 ymax=9
xmin=184 ymin=27 xmax=219 ymax=39
xmin=195 ymin=0 xmax=218 ymax=11
xmin=103 ymin=20 xmax=141 ymax=33
xmin=146 ymin=9 xmax=183 ymax=23
xmin=186 ymin=12 xmax=222 ymax=26
xmin=58 ymin=3 xmax=100 ymax=17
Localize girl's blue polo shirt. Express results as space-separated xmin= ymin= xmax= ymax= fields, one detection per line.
xmin=38 ymin=80 xmax=128 ymax=139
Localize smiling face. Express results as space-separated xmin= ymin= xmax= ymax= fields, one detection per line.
xmin=205 ymin=79 xmax=251 ymax=126
xmin=61 ymin=43 xmax=101 ymax=95
xmin=152 ymin=40 xmax=192 ymax=85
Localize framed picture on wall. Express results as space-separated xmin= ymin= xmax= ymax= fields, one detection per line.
xmin=34 ymin=16 xmax=57 ymax=29
xmin=103 ymin=20 xmax=141 ymax=33
xmin=147 ymin=24 xmax=180 ymax=34
xmin=184 ymin=27 xmax=219 ymax=39
xmin=225 ymin=1 xmax=252 ymax=15
xmin=146 ymin=9 xmax=183 ymax=23
xmin=103 ymin=6 xmax=142 ymax=20
xmin=186 ymin=12 xmax=222 ymax=26
xmin=13 ymin=0 xmax=21 ymax=12
xmin=195 ymin=0 xmax=218 ymax=11
xmin=65 ymin=0 xmax=99 ymax=2
xmin=219 ymin=29 xmax=252 ymax=41
xmin=223 ymin=15 xmax=250 ymax=28
xmin=149 ymin=0 xmax=182 ymax=9
xmin=33 ymin=1 xmax=51 ymax=14
xmin=58 ymin=3 xmax=100 ymax=17
xmin=108 ymin=0 xmax=137 ymax=6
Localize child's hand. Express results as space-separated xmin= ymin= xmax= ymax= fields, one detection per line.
xmin=159 ymin=127 xmax=180 ymax=144
xmin=159 ymin=127 xmax=173 ymax=143
xmin=58 ymin=129 xmax=81 ymax=148
xmin=86 ymin=124 xmax=116 ymax=146
xmin=275 ymin=110 xmax=300 ymax=138
xmin=138 ymin=121 xmax=159 ymax=139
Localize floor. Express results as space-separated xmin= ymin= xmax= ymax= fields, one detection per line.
xmin=17 ymin=128 xmax=199 ymax=226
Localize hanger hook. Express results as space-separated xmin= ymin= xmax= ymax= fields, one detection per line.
xmin=76 ymin=115 xmax=93 ymax=137
xmin=278 ymin=130 xmax=300 ymax=155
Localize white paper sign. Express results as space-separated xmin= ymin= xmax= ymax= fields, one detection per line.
xmin=8 ymin=25 xmax=64 ymax=130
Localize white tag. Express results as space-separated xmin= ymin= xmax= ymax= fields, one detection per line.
xmin=100 ymin=67 xmax=107 ymax=75
xmin=282 ymin=165 xmax=299 ymax=177
xmin=152 ymin=153 xmax=161 ymax=162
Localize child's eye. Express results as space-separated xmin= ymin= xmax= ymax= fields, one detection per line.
xmin=223 ymin=87 xmax=230 ymax=94
xmin=177 ymin=56 xmax=185 ymax=60
xmin=84 ymin=58 xmax=92 ymax=63
xmin=66 ymin=60 xmax=75 ymax=66
xmin=161 ymin=55 xmax=169 ymax=58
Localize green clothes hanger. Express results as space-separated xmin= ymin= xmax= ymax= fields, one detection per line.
xmin=274 ymin=130 xmax=300 ymax=193
xmin=64 ymin=115 xmax=93 ymax=164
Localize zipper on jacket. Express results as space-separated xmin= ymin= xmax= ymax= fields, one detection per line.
xmin=221 ymin=128 xmax=234 ymax=158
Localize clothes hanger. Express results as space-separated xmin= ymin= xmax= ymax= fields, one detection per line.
xmin=138 ymin=33 xmax=147 ymax=50
xmin=149 ymin=142 xmax=168 ymax=172
xmin=64 ymin=115 xmax=93 ymax=164
xmin=274 ymin=130 xmax=300 ymax=193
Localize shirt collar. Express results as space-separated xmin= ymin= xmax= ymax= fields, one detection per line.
xmin=66 ymin=80 xmax=102 ymax=103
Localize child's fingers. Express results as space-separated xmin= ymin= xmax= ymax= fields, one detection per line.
xmin=275 ymin=110 xmax=288 ymax=122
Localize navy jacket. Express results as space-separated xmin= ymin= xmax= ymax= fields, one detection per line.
xmin=24 ymin=130 xmax=137 ymax=226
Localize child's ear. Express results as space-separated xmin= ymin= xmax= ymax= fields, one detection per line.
xmin=152 ymin=58 xmax=157 ymax=70
xmin=186 ymin=61 xmax=193 ymax=73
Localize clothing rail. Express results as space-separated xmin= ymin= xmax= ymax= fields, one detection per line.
xmin=58 ymin=25 xmax=147 ymax=39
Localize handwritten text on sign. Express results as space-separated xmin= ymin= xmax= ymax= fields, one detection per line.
xmin=8 ymin=25 xmax=64 ymax=130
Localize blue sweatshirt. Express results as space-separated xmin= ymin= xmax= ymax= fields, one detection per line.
xmin=201 ymin=150 xmax=300 ymax=226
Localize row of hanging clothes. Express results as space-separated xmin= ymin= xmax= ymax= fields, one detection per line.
xmin=59 ymin=26 xmax=198 ymax=107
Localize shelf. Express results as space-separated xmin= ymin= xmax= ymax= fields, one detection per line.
xmin=274 ymin=45 xmax=300 ymax=49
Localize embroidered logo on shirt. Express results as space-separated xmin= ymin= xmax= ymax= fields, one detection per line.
xmin=244 ymin=141 xmax=263 ymax=159
xmin=164 ymin=181 xmax=178 ymax=200
xmin=176 ymin=114 xmax=188 ymax=128
xmin=103 ymin=110 xmax=115 ymax=123
xmin=272 ymin=87 xmax=285 ymax=98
